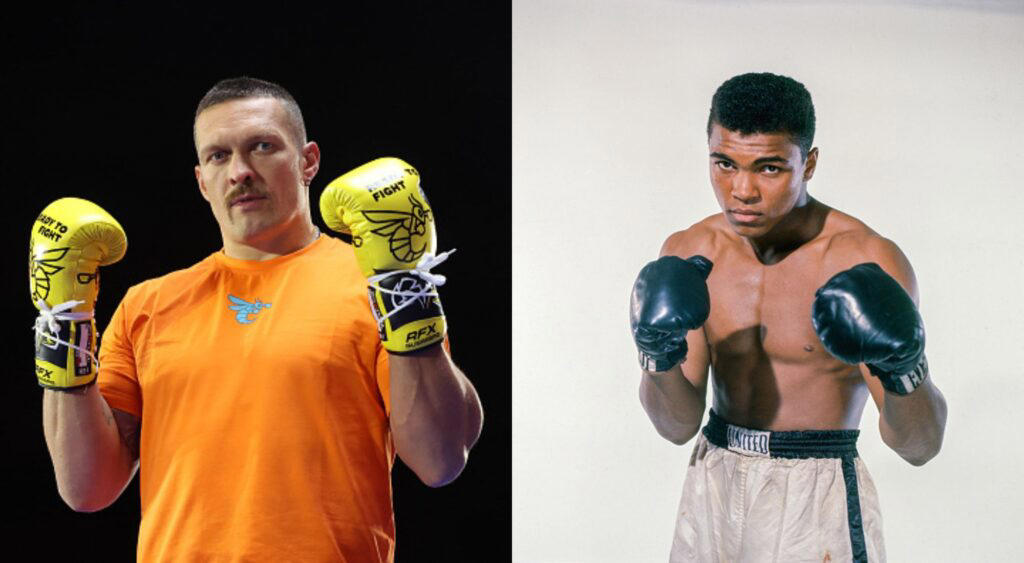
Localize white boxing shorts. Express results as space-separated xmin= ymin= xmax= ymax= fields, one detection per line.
xmin=670 ymin=410 xmax=885 ymax=563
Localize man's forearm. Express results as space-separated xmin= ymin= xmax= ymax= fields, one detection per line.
xmin=639 ymin=366 xmax=705 ymax=445
xmin=879 ymin=376 xmax=947 ymax=466
xmin=389 ymin=345 xmax=482 ymax=487
xmin=42 ymin=385 xmax=137 ymax=511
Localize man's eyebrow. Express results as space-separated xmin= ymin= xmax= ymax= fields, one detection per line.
xmin=198 ymin=130 xmax=284 ymax=153
xmin=752 ymin=156 xmax=789 ymax=166
xmin=197 ymin=143 xmax=223 ymax=156
xmin=709 ymin=152 xmax=789 ymax=166
xmin=249 ymin=130 xmax=284 ymax=140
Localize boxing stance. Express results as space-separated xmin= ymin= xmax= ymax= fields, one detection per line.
xmin=36 ymin=77 xmax=482 ymax=562
xmin=630 ymin=73 xmax=946 ymax=562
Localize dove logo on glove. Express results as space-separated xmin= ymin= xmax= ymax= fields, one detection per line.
xmin=391 ymin=276 xmax=433 ymax=310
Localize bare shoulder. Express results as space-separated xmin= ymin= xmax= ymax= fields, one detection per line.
xmin=659 ymin=213 xmax=730 ymax=260
xmin=821 ymin=207 xmax=919 ymax=300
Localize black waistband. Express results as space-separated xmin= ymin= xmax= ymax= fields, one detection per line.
xmin=702 ymin=410 xmax=859 ymax=459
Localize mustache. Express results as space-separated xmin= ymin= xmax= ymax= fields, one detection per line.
xmin=225 ymin=186 xmax=267 ymax=205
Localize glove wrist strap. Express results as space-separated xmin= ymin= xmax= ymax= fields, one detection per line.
xmin=33 ymin=299 xmax=101 ymax=373
xmin=876 ymin=354 xmax=929 ymax=395
xmin=366 ymin=248 xmax=455 ymax=325
xmin=638 ymin=350 xmax=686 ymax=373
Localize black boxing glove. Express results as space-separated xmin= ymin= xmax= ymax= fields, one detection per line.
xmin=629 ymin=256 xmax=712 ymax=372
xmin=812 ymin=263 xmax=928 ymax=395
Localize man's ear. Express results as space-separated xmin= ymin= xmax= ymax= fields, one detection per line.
xmin=803 ymin=147 xmax=819 ymax=182
xmin=302 ymin=141 xmax=321 ymax=186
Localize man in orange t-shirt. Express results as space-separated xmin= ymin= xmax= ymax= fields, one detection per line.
xmin=39 ymin=77 xmax=483 ymax=562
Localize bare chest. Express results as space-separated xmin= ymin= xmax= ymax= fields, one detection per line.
xmin=704 ymin=250 xmax=833 ymax=365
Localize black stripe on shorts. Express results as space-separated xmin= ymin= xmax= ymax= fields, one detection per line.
xmin=842 ymin=455 xmax=868 ymax=563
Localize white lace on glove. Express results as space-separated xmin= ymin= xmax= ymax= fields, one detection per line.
xmin=33 ymin=299 xmax=100 ymax=369
xmin=366 ymin=248 xmax=455 ymax=325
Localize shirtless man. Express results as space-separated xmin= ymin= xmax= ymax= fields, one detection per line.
xmin=630 ymin=73 xmax=947 ymax=562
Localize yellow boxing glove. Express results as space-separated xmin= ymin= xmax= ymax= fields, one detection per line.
xmin=30 ymin=198 xmax=126 ymax=389
xmin=320 ymin=157 xmax=452 ymax=353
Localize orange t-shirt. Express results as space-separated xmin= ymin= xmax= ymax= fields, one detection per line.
xmin=98 ymin=235 xmax=396 ymax=562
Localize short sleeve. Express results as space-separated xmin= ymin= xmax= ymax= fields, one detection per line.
xmin=374 ymin=343 xmax=390 ymax=415
xmin=97 ymin=296 xmax=142 ymax=417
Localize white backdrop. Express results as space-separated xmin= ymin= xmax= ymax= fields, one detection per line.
xmin=513 ymin=1 xmax=1024 ymax=561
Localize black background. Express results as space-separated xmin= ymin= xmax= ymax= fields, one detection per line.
xmin=2 ymin=4 xmax=509 ymax=561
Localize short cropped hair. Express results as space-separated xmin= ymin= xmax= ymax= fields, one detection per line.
xmin=194 ymin=76 xmax=307 ymax=148
xmin=706 ymin=72 xmax=816 ymax=159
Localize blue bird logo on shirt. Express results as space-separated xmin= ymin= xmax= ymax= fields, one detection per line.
xmin=228 ymin=295 xmax=272 ymax=324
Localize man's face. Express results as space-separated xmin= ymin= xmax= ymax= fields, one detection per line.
xmin=708 ymin=123 xmax=817 ymax=238
xmin=194 ymin=97 xmax=319 ymax=247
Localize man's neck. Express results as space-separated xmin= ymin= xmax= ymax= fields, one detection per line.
xmin=222 ymin=222 xmax=321 ymax=261
xmin=745 ymin=197 xmax=827 ymax=265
